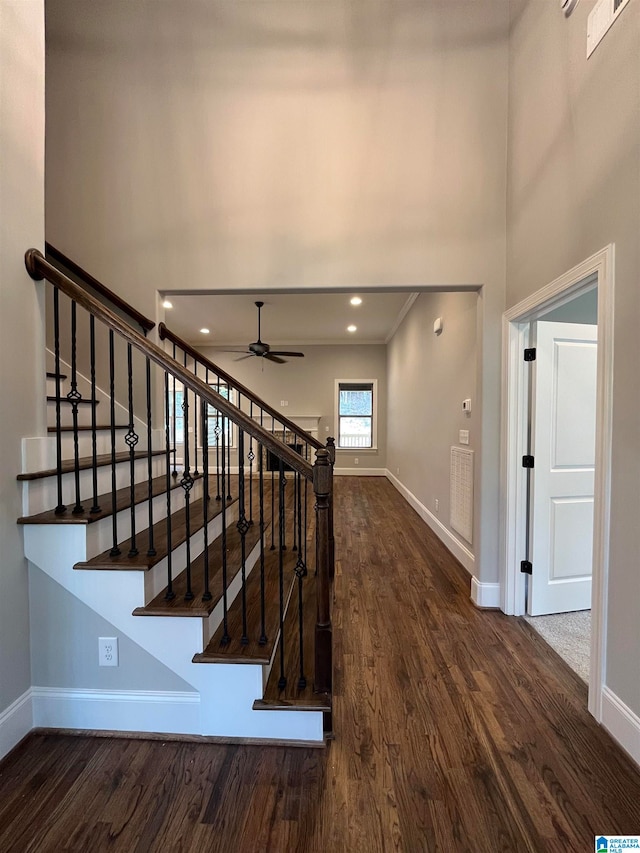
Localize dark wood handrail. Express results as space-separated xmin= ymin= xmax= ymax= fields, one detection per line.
xmin=158 ymin=323 xmax=325 ymax=452
xmin=26 ymin=250 xmax=312 ymax=480
xmin=45 ymin=243 xmax=155 ymax=334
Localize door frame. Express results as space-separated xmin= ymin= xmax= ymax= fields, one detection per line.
xmin=500 ymin=245 xmax=614 ymax=722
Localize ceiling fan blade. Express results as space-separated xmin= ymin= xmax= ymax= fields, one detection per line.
xmin=217 ymin=349 xmax=250 ymax=353
xmin=268 ymin=351 xmax=305 ymax=358
xmin=234 ymin=353 xmax=254 ymax=362
xmin=264 ymin=353 xmax=286 ymax=364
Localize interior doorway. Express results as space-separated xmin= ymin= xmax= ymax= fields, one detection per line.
xmin=500 ymin=246 xmax=614 ymax=723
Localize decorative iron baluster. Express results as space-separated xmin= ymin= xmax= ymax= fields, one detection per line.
xmin=52 ymin=289 xmax=65 ymax=514
xmin=145 ymin=356 xmax=156 ymax=556
xmin=181 ymin=385 xmax=194 ymax=600
xmin=125 ymin=344 xmax=139 ymax=557
xmin=171 ymin=343 xmax=178 ymax=476
xmin=220 ymin=412 xmax=230 ymax=645
xmin=281 ymin=426 xmax=287 ymax=550
xmin=89 ymin=314 xmax=100 ymax=514
xmin=237 ymin=428 xmax=249 ymax=645
xmin=215 ymin=376 xmax=221 ymax=501
xmin=258 ymin=438 xmax=267 ymax=646
xmin=294 ymin=461 xmax=307 ymax=688
xmin=164 ymin=371 xmax=175 ymax=600
xmin=278 ymin=458 xmax=286 ymax=689
xmin=109 ymin=331 xmax=120 ymax=556
xmin=191 ymin=354 xmax=199 ymax=476
xmin=226 ymin=401 xmax=232 ymax=501
xmin=270 ymin=416 xmax=276 ymax=550
xmin=248 ymin=401 xmax=254 ymax=524
xmin=202 ymin=396 xmax=212 ymax=602
xmin=68 ymin=301 xmax=83 ymax=515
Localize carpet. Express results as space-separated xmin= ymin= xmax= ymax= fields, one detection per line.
xmin=524 ymin=610 xmax=591 ymax=683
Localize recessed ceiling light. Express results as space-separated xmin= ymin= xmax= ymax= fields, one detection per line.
xmin=347 ymin=325 xmax=357 ymax=333
xmin=162 ymin=300 xmax=173 ymax=309
xmin=200 ymin=328 xmax=210 ymax=335
xmin=350 ymin=297 xmax=362 ymax=306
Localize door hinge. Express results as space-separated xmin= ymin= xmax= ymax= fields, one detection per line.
xmin=524 ymin=347 xmax=536 ymax=361
xmin=520 ymin=560 xmax=533 ymax=575
xmin=522 ymin=455 xmax=535 ymax=468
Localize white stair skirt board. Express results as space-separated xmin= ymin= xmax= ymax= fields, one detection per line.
xmin=23 ymin=525 xmax=324 ymax=743
xmin=0 ymin=689 xmax=33 ymax=761
xmin=385 ymin=470 xmax=474 ymax=575
xmin=470 ymin=578 xmax=501 ymax=609
xmin=601 ymin=686 xmax=640 ymax=769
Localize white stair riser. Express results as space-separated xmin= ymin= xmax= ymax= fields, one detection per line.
xmin=143 ymin=506 xmax=236 ymax=603
xmin=22 ymin=454 xmax=167 ymax=515
xmin=83 ymin=479 xmax=204 ymax=559
xmin=54 ymin=428 xmax=151 ymax=457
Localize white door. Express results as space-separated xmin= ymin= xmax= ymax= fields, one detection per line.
xmin=528 ymin=321 xmax=598 ymax=616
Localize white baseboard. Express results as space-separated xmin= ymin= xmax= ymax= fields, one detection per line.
xmin=385 ymin=470 xmax=474 ymax=574
xmin=31 ymin=687 xmax=201 ymax=736
xmin=0 ymin=689 xmax=33 ymax=761
xmin=471 ymin=578 xmax=501 ymax=609
xmin=601 ymin=686 xmax=640 ymax=768
xmin=334 ymin=468 xmax=385 ymax=476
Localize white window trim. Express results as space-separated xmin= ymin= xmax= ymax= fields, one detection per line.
xmin=334 ymin=378 xmax=378 ymax=451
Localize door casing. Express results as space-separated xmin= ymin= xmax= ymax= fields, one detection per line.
xmin=500 ymin=245 xmax=614 ymax=723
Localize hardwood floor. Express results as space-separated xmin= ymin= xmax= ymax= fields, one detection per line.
xmin=2 ymin=476 xmax=640 ymax=851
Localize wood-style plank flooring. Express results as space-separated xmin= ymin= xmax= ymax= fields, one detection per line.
xmin=2 ymin=476 xmax=640 ymax=851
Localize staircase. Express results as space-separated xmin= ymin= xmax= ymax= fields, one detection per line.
xmin=19 ymin=247 xmax=333 ymax=745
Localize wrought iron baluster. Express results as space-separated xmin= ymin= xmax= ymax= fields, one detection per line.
xmin=278 ymin=458 xmax=286 ymax=689
xmin=181 ymin=384 xmax=194 ymax=600
xmin=125 ymin=344 xmax=139 ymax=557
xmin=258 ymin=438 xmax=267 ymax=646
xmin=191 ymin=355 xmax=199 ymax=476
xmin=270 ymin=416 xmax=275 ymax=550
xmin=68 ymin=301 xmax=83 ymax=515
xmin=237 ymin=429 xmax=249 ymax=645
xmin=145 ymin=356 xmax=156 ymax=556
xmin=89 ymin=315 xmax=100 ymax=514
xmin=108 ymin=331 xmax=120 ymax=556
xmin=171 ymin=343 xmax=178 ymax=476
xmin=248 ymin=401 xmax=255 ymax=524
xmin=202 ymin=395 xmax=211 ymax=602
xmin=164 ymin=371 xmax=174 ymax=600
xmin=226 ymin=401 xmax=232 ymax=501
xmin=281 ymin=426 xmax=287 ymax=551
xmin=294 ymin=460 xmax=308 ymax=689
xmin=220 ymin=413 xmax=230 ymax=645
xmin=214 ymin=376 xmax=221 ymax=501
xmin=52 ymin=289 xmax=65 ymax=514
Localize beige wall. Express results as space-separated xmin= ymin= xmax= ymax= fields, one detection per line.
xmin=45 ymin=0 xmax=509 ymax=583
xmin=198 ymin=344 xmax=387 ymax=470
xmin=507 ymin=2 xmax=640 ymax=712
xmin=387 ymin=291 xmax=477 ymax=553
xmin=0 ymin=0 xmax=44 ymax=714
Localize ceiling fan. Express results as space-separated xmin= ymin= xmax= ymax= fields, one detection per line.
xmin=224 ymin=301 xmax=305 ymax=364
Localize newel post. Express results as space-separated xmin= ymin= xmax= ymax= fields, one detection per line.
xmin=313 ymin=447 xmax=333 ymax=695
xmin=326 ymin=437 xmax=336 ymax=580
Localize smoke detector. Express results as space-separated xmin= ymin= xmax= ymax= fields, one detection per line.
xmin=562 ymin=0 xmax=580 ymax=15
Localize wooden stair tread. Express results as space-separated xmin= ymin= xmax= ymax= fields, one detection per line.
xmin=133 ymin=521 xmax=264 ymax=617
xmin=192 ymin=545 xmax=303 ymax=665
xmin=46 ymin=396 xmax=99 ymax=405
xmin=47 ymin=424 xmax=129 ymax=432
xmin=18 ymin=473 xmax=195 ymax=525
xmin=74 ymin=478 xmax=238 ymax=571
xmin=254 ymin=566 xmax=330 ymax=712
xmin=17 ymin=450 xmax=165 ymax=481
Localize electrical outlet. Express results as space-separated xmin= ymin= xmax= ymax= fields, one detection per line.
xmin=280 ymin=400 xmax=288 ymax=407
xmin=99 ymin=637 xmax=118 ymax=667
xmin=435 ymin=498 xmax=439 ymax=513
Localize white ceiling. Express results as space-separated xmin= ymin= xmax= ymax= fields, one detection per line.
xmin=162 ymin=292 xmax=417 ymax=347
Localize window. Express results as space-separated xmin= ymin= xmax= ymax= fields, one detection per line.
xmin=168 ymin=382 xmax=185 ymax=446
xmin=335 ymin=380 xmax=376 ymax=449
xmin=205 ymin=384 xmax=236 ymax=448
